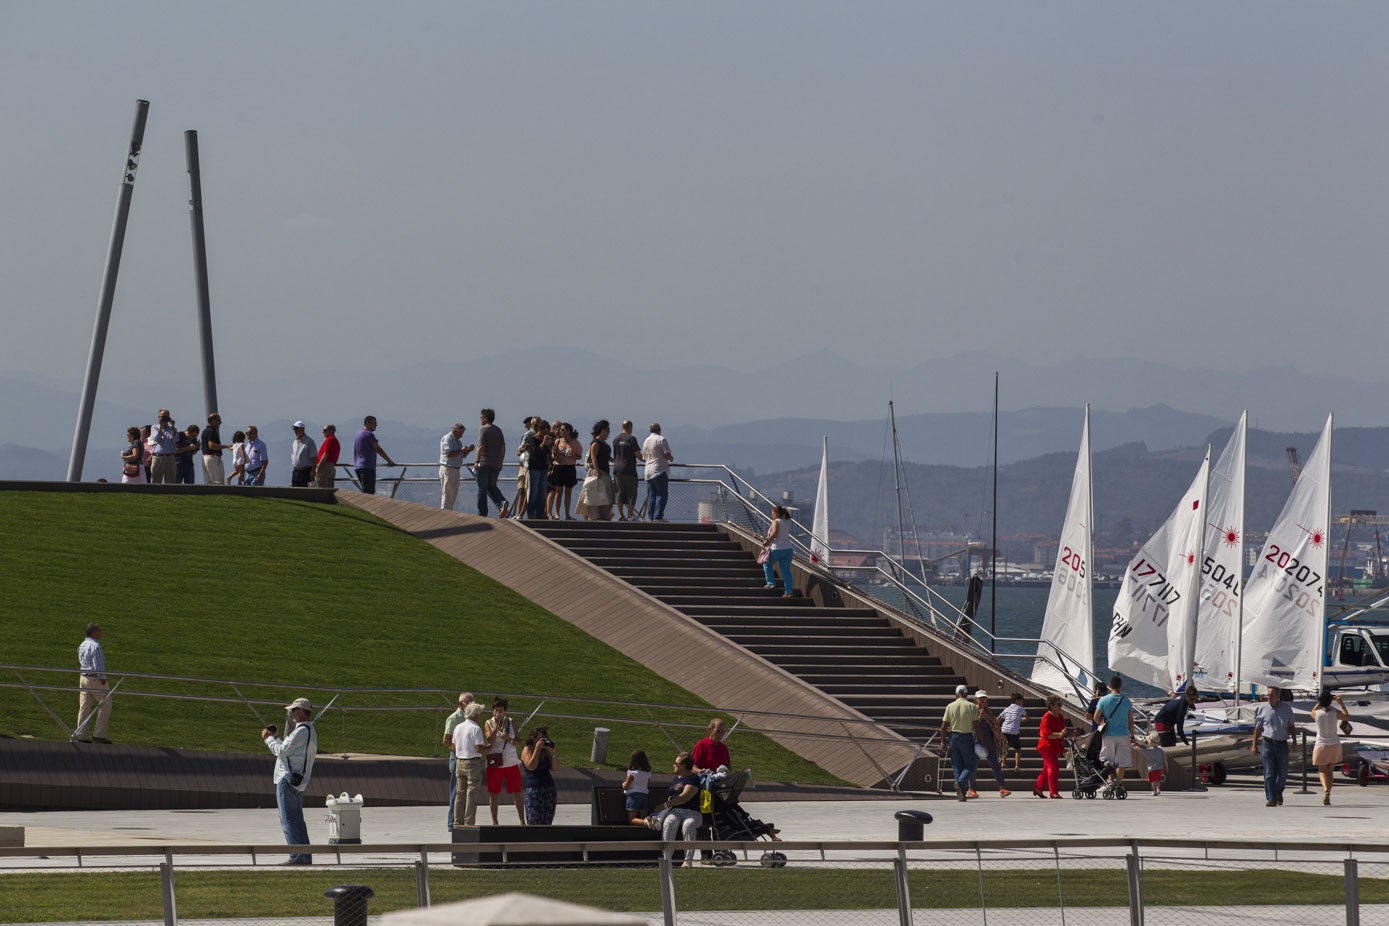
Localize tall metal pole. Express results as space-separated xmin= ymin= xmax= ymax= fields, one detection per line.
xmin=185 ymin=130 xmax=220 ymax=417
xmin=889 ymin=400 xmax=907 ymax=582
xmin=68 ymin=100 xmax=150 ymax=482
xmin=990 ymin=372 xmax=999 ymax=652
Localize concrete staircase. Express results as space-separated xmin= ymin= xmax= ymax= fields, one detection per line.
xmin=527 ymin=519 xmax=1052 ymax=794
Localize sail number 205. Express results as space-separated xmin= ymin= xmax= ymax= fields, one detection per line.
xmin=1059 ymin=546 xmax=1086 ymax=577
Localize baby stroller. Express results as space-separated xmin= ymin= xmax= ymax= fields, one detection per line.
xmin=1067 ymin=731 xmax=1127 ymax=800
xmin=703 ymin=769 xmax=788 ymax=868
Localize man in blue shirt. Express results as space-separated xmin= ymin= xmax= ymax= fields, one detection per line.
xmin=353 ymin=416 xmax=396 ymax=496
xmin=243 ymin=426 xmax=269 ymax=486
xmin=1092 ymin=676 xmax=1136 ymax=787
xmin=1251 ymin=687 xmax=1296 ymax=807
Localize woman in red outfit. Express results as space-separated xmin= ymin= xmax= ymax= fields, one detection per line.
xmin=1035 ymin=695 xmax=1068 ymax=799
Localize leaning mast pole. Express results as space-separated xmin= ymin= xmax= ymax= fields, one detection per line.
xmin=889 ymin=400 xmax=908 ymax=582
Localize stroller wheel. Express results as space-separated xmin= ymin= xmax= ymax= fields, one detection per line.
xmin=1116 ymin=787 xmax=1128 ymax=800
xmin=1102 ymin=790 xmax=1113 ymax=800
xmin=1084 ymin=790 xmax=1096 ymax=799
xmin=713 ymin=850 xmax=738 ymax=867
xmin=760 ymin=850 xmax=788 ymax=869
xmin=1071 ymin=790 xmax=1083 ymax=800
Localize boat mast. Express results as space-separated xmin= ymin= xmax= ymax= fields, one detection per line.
xmin=889 ymin=400 xmax=908 ymax=583
xmin=990 ymin=372 xmax=999 ymax=652
xmin=1232 ymin=411 xmax=1247 ymax=701
xmin=1317 ymin=415 xmax=1334 ymax=693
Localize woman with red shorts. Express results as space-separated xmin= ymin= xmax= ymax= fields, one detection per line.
xmin=1034 ymin=695 xmax=1068 ymax=799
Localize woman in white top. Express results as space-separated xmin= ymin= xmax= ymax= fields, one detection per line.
xmin=759 ymin=505 xmax=796 ymax=598
xmin=485 ymin=696 xmax=526 ymax=824
xmin=1311 ymin=690 xmax=1350 ymax=805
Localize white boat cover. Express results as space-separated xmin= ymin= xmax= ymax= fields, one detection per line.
xmin=1193 ymin=412 xmax=1247 ymax=691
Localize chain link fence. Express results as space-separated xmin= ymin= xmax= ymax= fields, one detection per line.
xmin=1 ymin=838 xmax=1384 ymax=925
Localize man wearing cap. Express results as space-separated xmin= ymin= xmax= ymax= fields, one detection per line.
xmin=314 ymin=425 xmax=340 ymax=488
xmin=439 ymin=423 xmax=475 ymax=511
xmin=201 ymin=413 xmax=230 ymax=485
xmin=939 ymin=684 xmax=985 ymax=801
xmin=968 ymin=690 xmax=1011 ymax=798
xmin=441 ymin=692 xmax=475 ymax=830
xmin=262 ymin=698 xmax=318 ymax=865
xmin=289 ymin=422 xmax=317 ymax=488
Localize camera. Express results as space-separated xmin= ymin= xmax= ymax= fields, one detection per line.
xmin=543 ymin=737 xmax=555 ymax=748
xmin=265 ymin=723 xmax=278 ymax=735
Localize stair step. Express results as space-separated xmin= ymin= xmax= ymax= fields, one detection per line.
xmin=527 ymin=521 xmax=722 ymax=535
xmin=691 ymin=615 xmax=891 ymax=630
xmin=680 ymin=604 xmax=881 ymax=618
xmin=554 ymin=538 xmax=743 ymax=554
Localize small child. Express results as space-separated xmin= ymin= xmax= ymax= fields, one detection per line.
xmin=229 ymin=430 xmax=247 ymax=485
xmin=999 ymin=693 xmax=1028 ymax=771
xmin=622 ymin=749 xmax=652 ymax=823
xmin=1139 ymin=735 xmax=1168 ymax=795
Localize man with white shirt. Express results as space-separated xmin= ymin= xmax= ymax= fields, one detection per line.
xmin=262 ymin=697 xmax=318 ymax=865
xmin=439 ymin=423 xmax=475 ymax=511
xmin=75 ymin=623 xmax=112 ymax=744
xmin=641 ymin=422 xmax=674 ymax=521
xmin=243 ymin=426 xmax=269 ymax=486
xmin=149 ymin=409 xmax=178 ymax=484
xmin=452 ymin=701 xmax=489 ymax=827
xmin=289 ymin=422 xmax=317 ymax=487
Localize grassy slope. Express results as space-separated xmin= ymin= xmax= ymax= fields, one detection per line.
xmin=0 ymin=492 xmax=834 ymax=783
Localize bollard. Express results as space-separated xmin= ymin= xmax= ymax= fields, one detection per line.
xmin=894 ymin=810 xmax=933 ymax=841
xmin=591 ymin=727 xmax=611 ymax=764
xmin=324 ymin=885 xmax=374 ymax=926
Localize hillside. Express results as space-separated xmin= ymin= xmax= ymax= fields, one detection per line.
xmin=0 ymin=491 xmax=836 ymax=784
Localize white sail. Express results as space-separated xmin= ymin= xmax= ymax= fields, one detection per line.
xmin=1109 ymin=451 xmax=1210 ymax=691
xmin=810 ymin=436 xmax=831 ymax=565
xmin=1242 ymin=414 xmax=1333 ymax=691
xmin=1032 ymin=407 xmax=1094 ymax=697
xmin=1193 ymin=412 xmax=1247 ymax=691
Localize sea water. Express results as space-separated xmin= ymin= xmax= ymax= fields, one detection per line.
xmin=931 ymin=584 xmax=1164 ymax=699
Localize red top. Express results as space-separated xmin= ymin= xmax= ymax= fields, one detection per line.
xmin=1037 ymin=710 xmax=1067 ymax=754
xmin=317 ymin=435 xmax=341 ymax=466
xmin=692 ymin=737 xmax=730 ymax=771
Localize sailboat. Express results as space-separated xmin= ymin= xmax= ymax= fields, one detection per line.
xmin=1241 ymin=414 xmax=1333 ymax=692
xmin=1193 ymin=412 xmax=1247 ymax=693
xmin=1031 ymin=407 xmax=1094 ymax=701
xmin=1109 ymin=449 xmax=1211 ymax=692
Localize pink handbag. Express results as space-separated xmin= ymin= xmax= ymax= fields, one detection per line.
xmin=756 ymin=547 xmax=770 ymax=564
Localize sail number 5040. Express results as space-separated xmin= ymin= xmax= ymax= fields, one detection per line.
xmin=1262 ymin=543 xmax=1321 ymax=590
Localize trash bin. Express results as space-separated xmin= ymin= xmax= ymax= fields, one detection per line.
xmin=894 ymin=810 xmax=933 ymax=841
xmin=325 ymin=793 xmax=364 ymax=844
xmin=591 ymin=727 xmax=611 ymax=764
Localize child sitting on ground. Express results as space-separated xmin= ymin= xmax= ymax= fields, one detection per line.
xmin=1139 ymin=734 xmax=1168 ymax=796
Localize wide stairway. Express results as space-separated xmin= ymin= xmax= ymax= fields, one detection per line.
xmin=527 ymin=519 xmax=1051 ymax=794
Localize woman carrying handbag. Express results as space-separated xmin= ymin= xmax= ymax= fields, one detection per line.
xmin=759 ymin=505 xmax=795 ymax=598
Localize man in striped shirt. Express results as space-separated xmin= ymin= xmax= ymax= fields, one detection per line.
xmin=76 ymin=623 xmax=112 ymax=744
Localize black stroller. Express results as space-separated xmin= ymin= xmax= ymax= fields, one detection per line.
xmin=703 ymin=769 xmax=788 ymax=868
xmin=1067 ymin=731 xmax=1127 ymax=800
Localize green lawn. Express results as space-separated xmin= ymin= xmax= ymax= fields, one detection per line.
xmin=0 ymin=866 xmax=1379 ymax=921
xmin=0 ymin=491 xmax=836 ymax=783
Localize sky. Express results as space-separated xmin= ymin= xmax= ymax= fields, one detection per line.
xmin=3 ymin=3 xmax=1388 ymax=407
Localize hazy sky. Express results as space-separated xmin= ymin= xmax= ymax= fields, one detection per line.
xmin=4 ymin=3 xmax=1387 ymax=393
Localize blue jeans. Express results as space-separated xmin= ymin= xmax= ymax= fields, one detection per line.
xmin=356 ymin=467 xmax=376 ymax=495
xmin=647 ymin=472 xmax=669 ymax=520
xmin=763 ymin=548 xmax=794 ymax=595
xmin=1262 ymin=739 xmax=1290 ymax=802
xmin=244 ymin=466 xmax=266 ymax=487
xmin=446 ymin=753 xmax=457 ymax=829
xmin=949 ymin=732 xmax=978 ymax=791
xmin=475 ymin=467 xmax=507 ymax=516
xmin=526 ymin=469 xmax=549 ymax=518
xmin=276 ymin=778 xmax=311 ymax=863
xmin=970 ymin=733 xmax=1006 ymax=790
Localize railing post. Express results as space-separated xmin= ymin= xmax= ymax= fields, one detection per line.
xmin=160 ymin=859 xmax=177 ymax=926
xmin=893 ymin=846 xmax=914 ymax=926
xmin=415 ymin=854 xmax=431 ymax=908
xmin=1125 ymin=844 xmax=1144 ymax=926
xmin=1300 ymin=731 xmax=1311 ymax=793
xmin=659 ymin=844 xmax=677 ymax=926
xmin=1345 ymin=858 xmax=1360 ymax=926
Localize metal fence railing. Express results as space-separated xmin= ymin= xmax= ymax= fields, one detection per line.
xmin=0 ymin=837 xmax=1381 ymax=925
